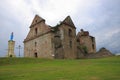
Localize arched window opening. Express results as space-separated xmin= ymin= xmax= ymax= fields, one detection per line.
xmin=35 ymin=28 xmax=38 ymax=35
xmin=35 ymin=20 xmax=37 ymax=23
xmin=92 ymin=44 xmax=94 ymax=50
xmin=91 ymin=37 xmax=94 ymax=42
xmin=68 ymin=29 xmax=72 ymax=37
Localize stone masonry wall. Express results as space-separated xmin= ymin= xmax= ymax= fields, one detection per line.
xmin=58 ymin=24 xmax=77 ymax=59
xmin=80 ymin=36 xmax=96 ymax=53
xmin=24 ymin=32 xmax=54 ymax=59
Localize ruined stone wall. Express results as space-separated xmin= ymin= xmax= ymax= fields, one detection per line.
xmin=80 ymin=36 xmax=96 ymax=53
xmin=58 ymin=24 xmax=77 ymax=59
xmin=25 ymin=22 xmax=50 ymax=41
xmin=24 ymin=15 xmax=53 ymax=58
xmin=24 ymin=15 xmax=96 ymax=59
xmin=24 ymin=32 xmax=54 ymax=59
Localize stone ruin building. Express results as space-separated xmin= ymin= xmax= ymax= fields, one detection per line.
xmin=23 ymin=15 xmax=96 ymax=59
xmin=76 ymin=29 xmax=96 ymax=58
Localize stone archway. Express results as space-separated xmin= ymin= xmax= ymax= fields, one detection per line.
xmin=34 ymin=53 xmax=38 ymax=58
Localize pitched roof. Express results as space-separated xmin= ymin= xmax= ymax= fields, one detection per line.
xmin=62 ymin=16 xmax=76 ymax=28
xmin=30 ymin=15 xmax=45 ymax=28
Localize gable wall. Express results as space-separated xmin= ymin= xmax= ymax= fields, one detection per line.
xmin=24 ymin=32 xmax=54 ymax=59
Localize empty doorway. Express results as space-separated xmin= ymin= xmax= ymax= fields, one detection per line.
xmin=34 ymin=53 xmax=38 ymax=58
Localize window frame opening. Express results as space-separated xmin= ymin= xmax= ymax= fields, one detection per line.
xmin=68 ymin=29 xmax=72 ymax=37
xmin=35 ymin=28 xmax=38 ymax=35
xmin=35 ymin=42 xmax=37 ymax=47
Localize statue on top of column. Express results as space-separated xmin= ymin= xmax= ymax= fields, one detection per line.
xmin=10 ymin=32 xmax=14 ymax=40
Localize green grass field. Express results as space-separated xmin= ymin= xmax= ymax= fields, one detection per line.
xmin=0 ymin=56 xmax=120 ymax=80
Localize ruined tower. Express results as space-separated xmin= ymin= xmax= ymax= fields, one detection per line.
xmin=6 ymin=32 xmax=16 ymax=57
xmin=77 ymin=29 xmax=96 ymax=54
xmin=53 ymin=16 xmax=77 ymax=59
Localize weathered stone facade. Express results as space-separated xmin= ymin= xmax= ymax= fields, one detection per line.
xmin=24 ymin=15 xmax=96 ymax=59
xmin=77 ymin=29 xmax=96 ymax=53
xmin=76 ymin=29 xmax=96 ymax=58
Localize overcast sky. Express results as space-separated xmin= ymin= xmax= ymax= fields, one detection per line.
xmin=0 ymin=0 xmax=120 ymax=57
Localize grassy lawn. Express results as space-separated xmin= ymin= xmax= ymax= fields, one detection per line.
xmin=0 ymin=56 xmax=120 ymax=80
